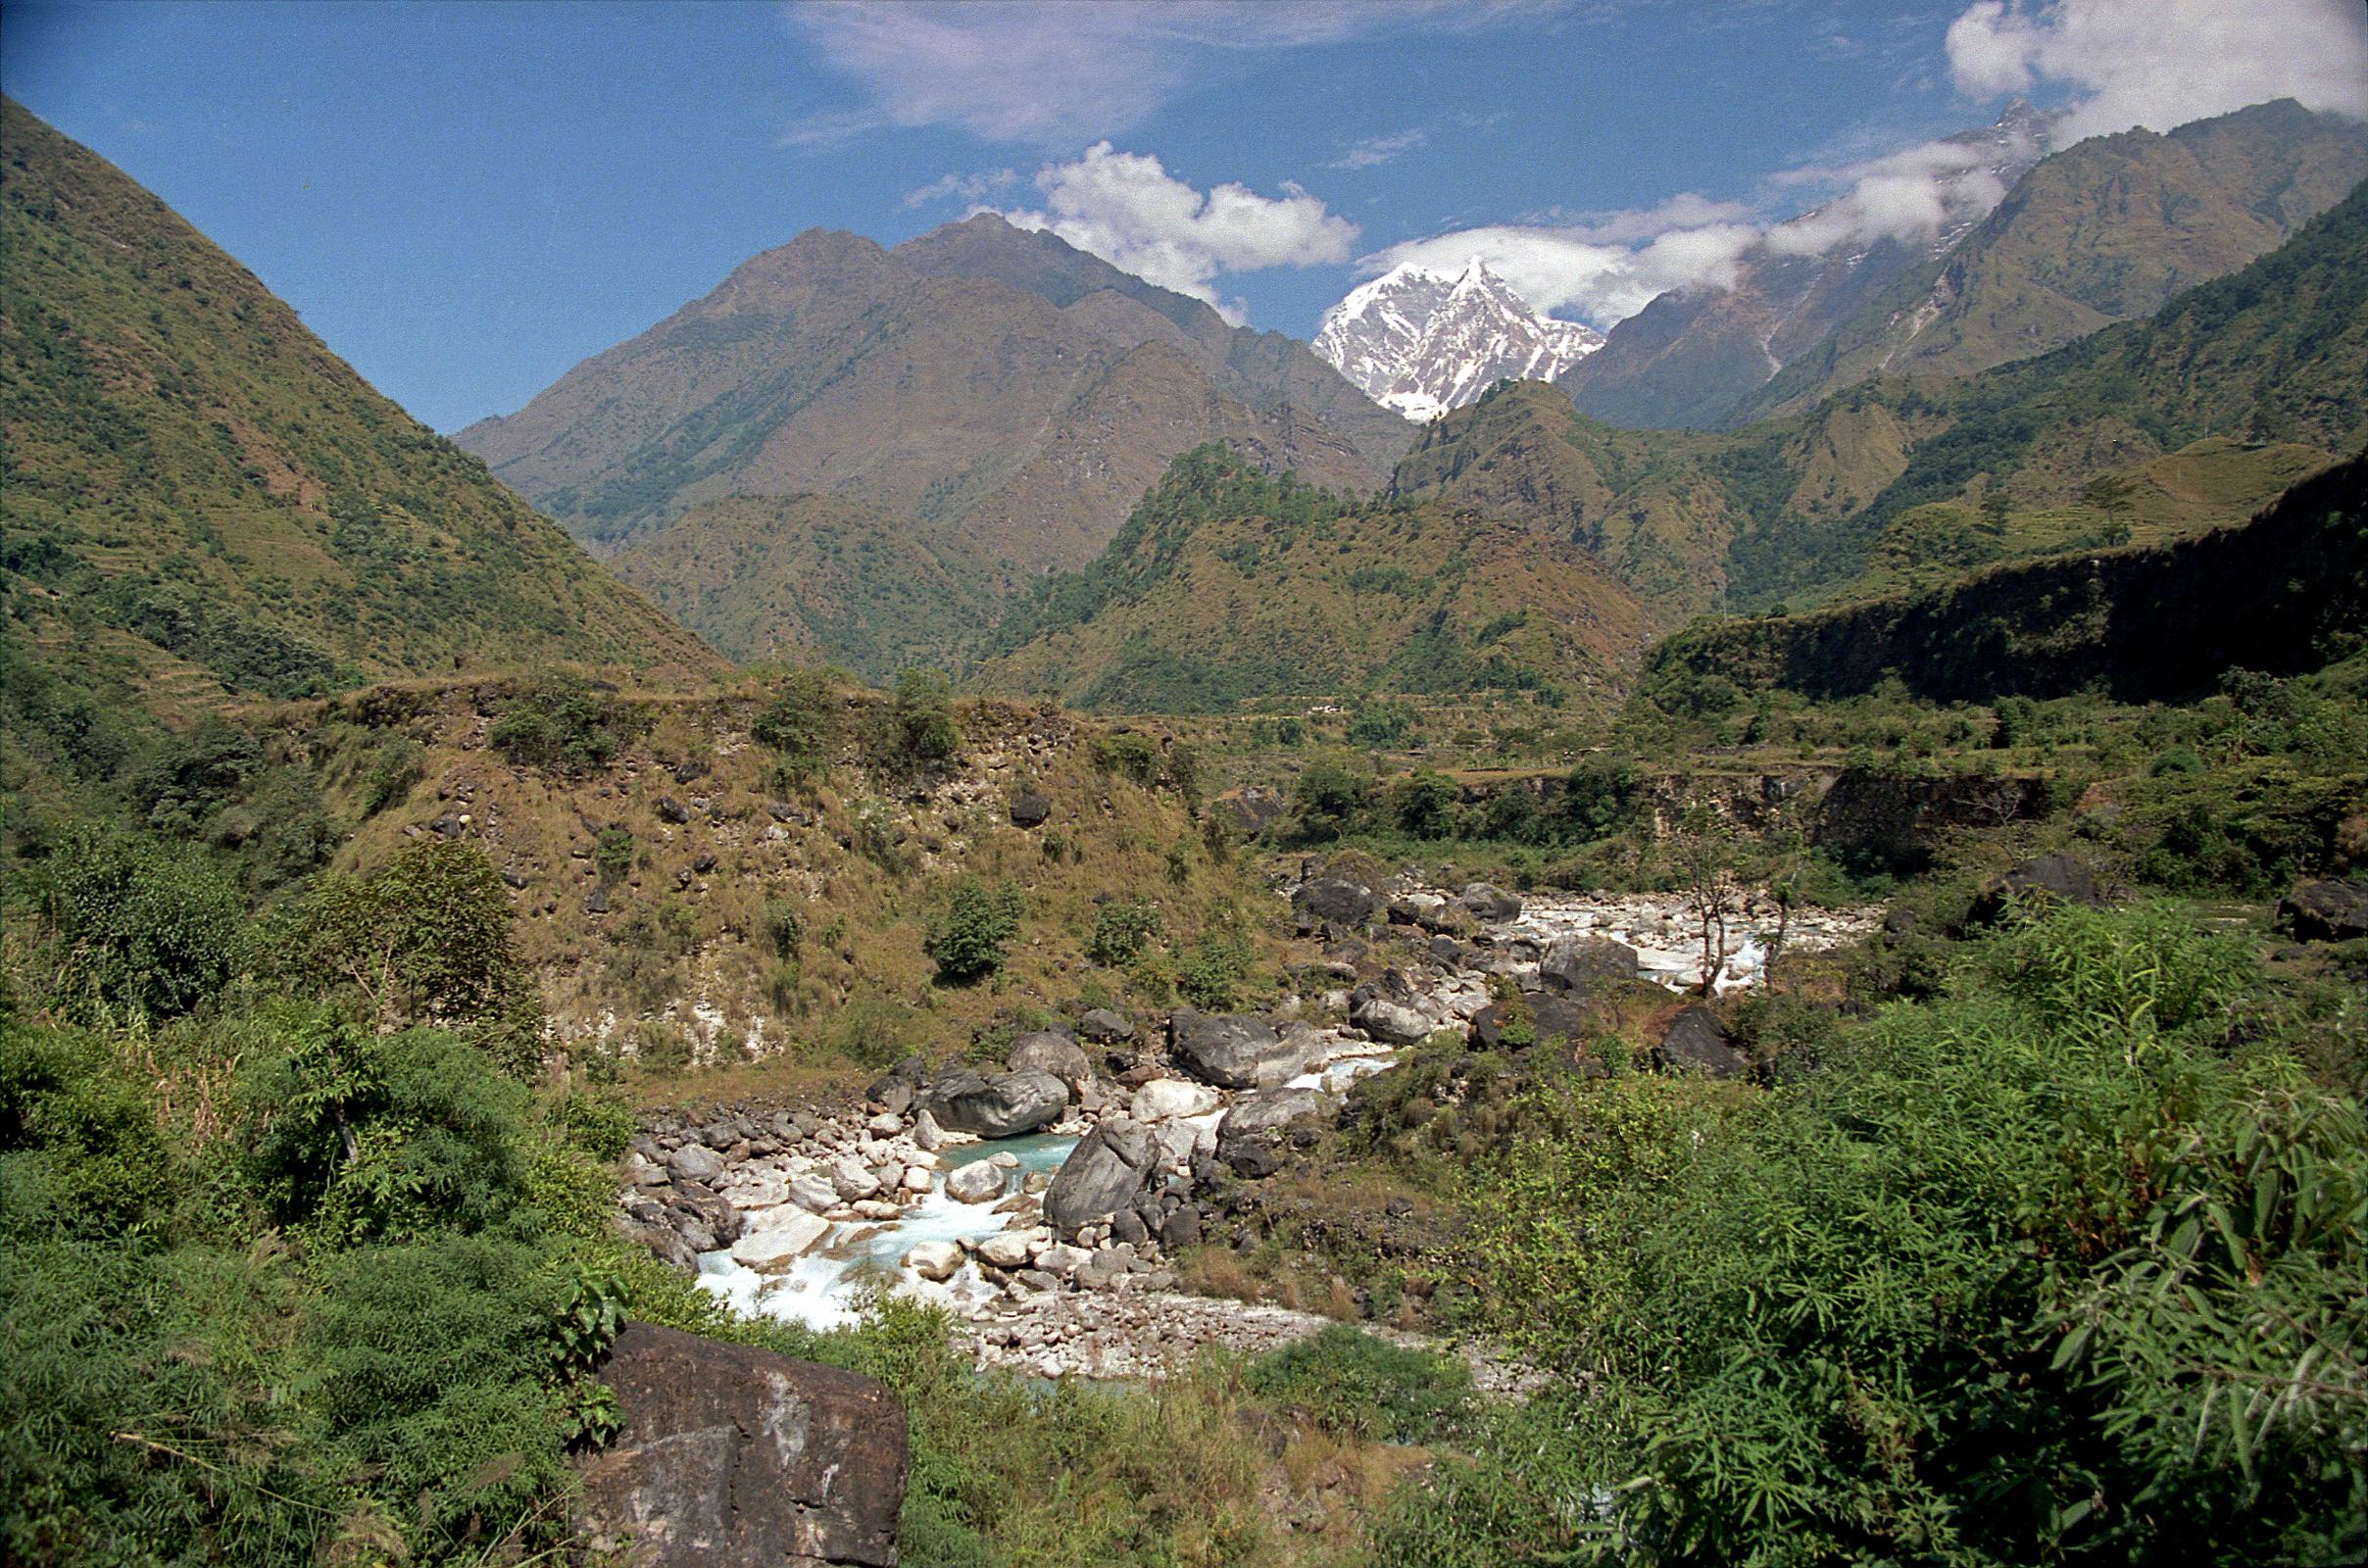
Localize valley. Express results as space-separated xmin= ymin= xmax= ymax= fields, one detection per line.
xmin=6 ymin=37 xmax=2368 ymax=1568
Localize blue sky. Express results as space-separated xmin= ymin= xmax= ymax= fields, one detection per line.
xmin=7 ymin=1 xmax=2364 ymax=431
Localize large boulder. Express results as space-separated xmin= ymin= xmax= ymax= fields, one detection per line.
xmin=730 ymin=1211 xmax=830 ymax=1271
xmin=2280 ymin=878 xmax=2368 ymax=943
xmin=1043 ymin=1118 xmax=1160 ymax=1231
xmin=1007 ymin=1030 xmax=1092 ymax=1092
xmin=905 ymin=1240 xmax=964 ymax=1282
xmin=1293 ymin=877 xmax=1380 ymax=936
xmin=1215 ymin=1089 xmax=1328 ymax=1179
xmin=1968 ymin=853 xmax=2103 ymax=925
xmin=1350 ymin=970 xmax=1436 ymax=1046
xmin=666 ymin=1144 xmax=726 ymax=1185
xmin=1470 ymin=989 xmax=1595 ymax=1051
xmin=920 ymin=1068 xmax=1068 ymax=1138
xmin=576 ymin=1323 xmax=908 ymax=1567
xmin=1539 ymin=936 xmax=1639 ymax=995
xmin=1008 ymin=792 xmax=1053 ymax=827
xmin=1168 ymin=1010 xmax=1292 ymax=1090
xmin=1078 ymin=1006 xmax=1137 ymax=1044
xmin=1130 ymin=1077 xmax=1220 ymax=1121
xmin=1654 ymin=1005 xmax=1748 ymax=1079
xmin=1459 ymin=882 xmax=1523 ymax=922
xmin=943 ymin=1159 xmax=1006 ymax=1204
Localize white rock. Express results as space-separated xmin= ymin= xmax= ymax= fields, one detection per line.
xmin=902 ymin=1165 xmax=933 ymax=1194
xmin=989 ymin=1152 xmax=1020 ymax=1169
xmin=1035 ymin=1243 xmax=1091 ymax=1277
xmin=1130 ymin=1079 xmax=1219 ymax=1121
xmin=906 ymin=1239 xmax=965 ymax=1282
xmin=729 ymin=1211 xmax=829 ymax=1270
xmin=867 ymin=1112 xmax=905 ymax=1137
xmin=830 ymin=1157 xmax=881 ymax=1201
xmin=913 ymin=1109 xmax=945 ymax=1151
xmin=945 ymin=1160 xmax=1006 ymax=1204
xmin=978 ymin=1231 xmax=1037 ymax=1269
xmin=787 ymin=1174 xmax=838 ymax=1213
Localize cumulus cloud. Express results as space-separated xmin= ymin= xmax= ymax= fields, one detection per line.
xmin=904 ymin=169 xmax=1018 ymax=208
xmin=1762 ymin=129 xmax=2033 ymax=256
xmin=996 ymin=143 xmax=1358 ymax=321
xmin=1946 ymin=0 xmax=2368 ymax=143
xmin=788 ymin=0 xmax=1569 ymax=145
xmin=1330 ymin=128 xmax=1428 ymax=171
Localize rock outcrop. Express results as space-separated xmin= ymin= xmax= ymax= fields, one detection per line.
xmin=575 ymin=1323 xmax=909 ymax=1567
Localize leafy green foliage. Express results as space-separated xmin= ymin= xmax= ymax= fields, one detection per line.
xmin=28 ymin=823 xmax=242 ymax=1024
xmin=925 ymin=876 xmax=1024 ymax=984
xmin=1084 ymin=899 xmax=1164 ymax=968
xmin=752 ymin=668 xmax=838 ymax=783
xmin=1455 ymin=903 xmax=2367 ymax=1565
xmin=488 ymin=672 xmax=629 ymax=776
xmin=1244 ymin=1325 xmax=1471 ymax=1445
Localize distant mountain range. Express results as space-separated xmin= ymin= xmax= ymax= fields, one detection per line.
xmin=457 ymin=213 xmax=1408 ymax=578
xmin=1313 ymin=259 xmax=1603 ymax=421
xmin=1564 ymin=99 xmax=2368 ymax=431
xmin=0 ymin=99 xmax=715 ymax=712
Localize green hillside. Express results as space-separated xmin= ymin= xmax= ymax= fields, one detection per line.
xmin=0 ymin=100 xmax=716 ymax=713
xmin=610 ymin=493 xmax=1006 ymax=679
xmin=1647 ymin=455 xmax=2367 ymax=706
xmin=973 ymin=446 xmax=1657 ymax=712
xmin=1395 ymin=185 xmax=2368 ymax=623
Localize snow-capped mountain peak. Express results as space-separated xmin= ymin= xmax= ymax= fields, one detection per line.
xmin=1314 ymin=259 xmax=1603 ymax=422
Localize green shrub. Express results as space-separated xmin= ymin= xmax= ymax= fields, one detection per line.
xmin=881 ymin=669 xmax=960 ymax=774
xmin=753 ymin=670 xmax=837 ymax=783
xmin=1457 ymin=903 xmax=2365 ymax=1565
xmin=594 ymin=825 xmax=634 ymax=879
xmin=925 ymin=878 xmax=1023 ymax=985
xmin=488 ymin=673 xmax=624 ymax=776
xmin=1244 ymin=1324 xmax=1472 ymax=1444
xmin=1084 ymin=899 xmax=1164 ymax=967
xmin=32 ymin=824 xmax=242 ymax=1024
xmin=360 ymin=734 xmax=424 ymax=814
xmin=763 ymin=898 xmax=805 ymax=958
xmin=1176 ymin=929 xmax=1252 ymax=1011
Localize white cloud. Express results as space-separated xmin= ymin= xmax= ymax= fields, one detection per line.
xmin=1946 ymin=0 xmax=2368 ymax=143
xmin=1330 ymin=128 xmax=1428 ymax=171
xmin=996 ymin=144 xmax=1357 ymax=321
xmin=1762 ymin=131 xmax=2030 ymax=256
xmin=904 ymin=169 xmax=1018 ymax=208
xmin=786 ymin=0 xmax=1571 ymax=145
xmin=1363 ymin=219 xmax=1761 ymax=328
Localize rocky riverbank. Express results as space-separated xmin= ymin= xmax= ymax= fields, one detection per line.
xmin=617 ymin=870 xmax=1880 ymax=1382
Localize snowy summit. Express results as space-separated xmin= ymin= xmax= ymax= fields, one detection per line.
xmin=1313 ymin=259 xmax=1603 ymax=422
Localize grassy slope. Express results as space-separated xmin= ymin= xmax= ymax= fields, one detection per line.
xmin=972 ymin=447 xmax=1656 ymax=713
xmin=610 ymin=493 xmax=1006 ymax=680
xmin=0 ymin=99 xmax=716 ymax=714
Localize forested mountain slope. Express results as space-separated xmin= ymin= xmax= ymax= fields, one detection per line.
xmin=0 ymin=99 xmax=716 ymax=712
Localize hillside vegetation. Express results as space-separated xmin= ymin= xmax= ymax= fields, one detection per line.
xmin=611 ymin=493 xmax=1006 ymax=680
xmin=0 ymin=99 xmax=715 ymax=714
xmin=975 ymin=447 xmax=1657 ymax=712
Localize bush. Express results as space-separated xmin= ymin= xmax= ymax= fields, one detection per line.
xmin=753 ymin=670 xmax=837 ymax=783
xmin=1458 ymin=903 xmax=2365 ymax=1565
xmin=1244 ymin=1324 xmax=1471 ymax=1444
xmin=1084 ymin=899 xmax=1163 ymax=968
xmin=880 ymin=669 xmax=960 ymax=774
xmin=925 ymin=878 xmax=1023 ymax=985
xmin=763 ymin=898 xmax=805 ymax=958
xmin=1176 ymin=929 xmax=1252 ymax=1011
xmin=32 ymin=825 xmax=242 ymax=1024
xmin=594 ymin=826 xmax=634 ymax=879
xmin=360 ymin=734 xmax=424 ymax=814
xmin=489 ymin=673 xmax=624 ymax=776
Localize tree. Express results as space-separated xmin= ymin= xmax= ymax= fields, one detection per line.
xmin=885 ymin=669 xmax=960 ymax=773
xmin=35 ymin=825 xmax=241 ymax=1023
xmin=752 ymin=670 xmax=837 ymax=783
xmin=1671 ymin=803 xmax=1741 ymax=994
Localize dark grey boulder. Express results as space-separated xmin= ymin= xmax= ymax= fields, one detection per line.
xmin=657 ymin=797 xmax=691 ymax=825
xmin=1539 ymin=935 xmax=1638 ymax=994
xmin=1044 ymin=1118 xmax=1160 ymax=1231
xmin=1215 ymin=1089 xmax=1327 ymax=1179
xmin=1459 ymin=882 xmax=1523 ymax=922
xmin=1078 ymin=1006 xmax=1137 ymax=1043
xmin=1293 ymin=877 xmax=1380 ymax=936
xmin=921 ymin=1068 xmax=1067 ymax=1138
xmin=1968 ymin=853 xmax=2103 ymax=925
xmin=2280 ymin=878 xmax=2368 ymax=943
xmin=1168 ymin=1010 xmax=1288 ymax=1090
xmin=1009 ymin=792 xmax=1053 ymax=827
xmin=1654 ymin=1005 xmax=1748 ymax=1079
xmin=576 ymin=1323 xmax=908 ymax=1566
